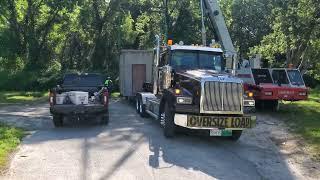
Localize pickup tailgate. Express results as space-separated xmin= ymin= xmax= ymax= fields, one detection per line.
xmin=50 ymin=104 xmax=107 ymax=115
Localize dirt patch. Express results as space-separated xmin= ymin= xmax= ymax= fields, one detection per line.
xmin=256 ymin=113 xmax=320 ymax=179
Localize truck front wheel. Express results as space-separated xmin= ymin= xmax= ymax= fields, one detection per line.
xmin=53 ymin=114 xmax=63 ymax=127
xmin=163 ymin=102 xmax=176 ymax=138
xmin=229 ymin=130 xmax=242 ymax=141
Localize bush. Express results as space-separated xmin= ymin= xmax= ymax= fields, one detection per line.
xmin=0 ymin=60 xmax=63 ymax=91
xmin=304 ymin=74 xmax=320 ymax=88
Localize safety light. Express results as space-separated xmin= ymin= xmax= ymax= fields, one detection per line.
xmin=248 ymin=92 xmax=254 ymax=97
xmin=175 ymin=89 xmax=181 ymax=95
xmin=168 ymin=39 xmax=173 ymax=46
xmin=288 ymin=63 xmax=294 ymax=69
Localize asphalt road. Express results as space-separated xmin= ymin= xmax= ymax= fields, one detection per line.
xmin=0 ymin=99 xmax=316 ymax=180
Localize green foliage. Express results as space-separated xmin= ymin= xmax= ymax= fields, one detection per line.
xmin=0 ymin=0 xmax=319 ymax=89
xmin=250 ymin=0 xmax=320 ymax=71
xmin=0 ymin=124 xmax=24 ymax=169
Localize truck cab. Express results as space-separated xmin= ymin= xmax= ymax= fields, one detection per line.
xmin=135 ymin=42 xmax=256 ymax=140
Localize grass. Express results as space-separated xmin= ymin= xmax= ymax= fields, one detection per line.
xmin=0 ymin=91 xmax=48 ymax=104
xmin=277 ymin=88 xmax=320 ymax=160
xmin=0 ymin=124 xmax=24 ymax=170
xmin=111 ymin=92 xmax=121 ymax=98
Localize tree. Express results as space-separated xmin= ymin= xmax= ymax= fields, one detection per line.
xmin=251 ymin=0 xmax=320 ymax=74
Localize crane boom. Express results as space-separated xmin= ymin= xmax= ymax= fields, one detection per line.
xmin=203 ymin=0 xmax=237 ymax=70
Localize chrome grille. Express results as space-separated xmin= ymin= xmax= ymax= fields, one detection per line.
xmin=202 ymin=82 xmax=243 ymax=113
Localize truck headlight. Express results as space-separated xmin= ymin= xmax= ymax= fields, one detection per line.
xmin=176 ymin=97 xmax=193 ymax=104
xmin=244 ymin=100 xmax=255 ymax=107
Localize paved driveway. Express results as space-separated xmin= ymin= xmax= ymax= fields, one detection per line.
xmin=0 ymin=99 xmax=317 ymax=180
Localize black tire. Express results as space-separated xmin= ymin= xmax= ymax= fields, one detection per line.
xmin=53 ymin=114 xmax=63 ymax=127
xmin=163 ymin=102 xmax=176 ymax=138
xmin=255 ymin=100 xmax=263 ymax=111
xmin=137 ymin=95 xmax=148 ymax=118
xmin=270 ymin=100 xmax=279 ymax=111
xmin=265 ymin=100 xmax=279 ymax=111
xmin=101 ymin=114 xmax=109 ymax=125
xmin=140 ymin=104 xmax=148 ymax=118
xmin=228 ymin=130 xmax=242 ymax=141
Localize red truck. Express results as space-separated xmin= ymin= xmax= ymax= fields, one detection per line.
xmin=237 ymin=68 xmax=308 ymax=110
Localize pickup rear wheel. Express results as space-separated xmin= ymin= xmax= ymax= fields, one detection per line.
xmin=163 ymin=102 xmax=176 ymax=138
xmin=53 ymin=114 xmax=63 ymax=127
xmin=101 ymin=114 xmax=109 ymax=125
xmin=229 ymin=130 xmax=242 ymax=141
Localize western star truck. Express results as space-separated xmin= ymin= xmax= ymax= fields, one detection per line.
xmin=120 ymin=0 xmax=257 ymax=140
xmin=132 ymin=39 xmax=256 ymax=140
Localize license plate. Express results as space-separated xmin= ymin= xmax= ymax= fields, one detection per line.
xmin=210 ymin=129 xmax=232 ymax=136
xmin=187 ymin=116 xmax=256 ymax=129
xmin=210 ymin=129 xmax=222 ymax=136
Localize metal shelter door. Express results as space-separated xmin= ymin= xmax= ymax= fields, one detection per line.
xmin=132 ymin=64 xmax=146 ymax=95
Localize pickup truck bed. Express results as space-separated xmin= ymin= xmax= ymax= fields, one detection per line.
xmin=49 ymin=73 xmax=109 ymax=127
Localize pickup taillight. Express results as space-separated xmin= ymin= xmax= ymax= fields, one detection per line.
xmin=103 ymin=90 xmax=109 ymax=106
xmin=49 ymin=91 xmax=55 ymax=106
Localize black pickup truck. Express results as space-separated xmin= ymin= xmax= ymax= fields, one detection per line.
xmin=49 ymin=73 xmax=109 ymax=127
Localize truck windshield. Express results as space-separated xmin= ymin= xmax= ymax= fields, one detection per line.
xmin=287 ymin=70 xmax=305 ymax=86
xmin=252 ymin=69 xmax=273 ymax=84
xmin=272 ymin=70 xmax=289 ymax=85
xmin=170 ymin=51 xmax=224 ymax=72
xmin=63 ymin=74 xmax=104 ymax=87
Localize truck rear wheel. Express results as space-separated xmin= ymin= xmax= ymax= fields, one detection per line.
xmin=53 ymin=114 xmax=63 ymax=127
xmin=229 ymin=130 xmax=242 ymax=141
xmin=163 ymin=102 xmax=176 ymax=138
xmin=136 ymin=97 xmax=140 ymax=113
xmin=136 ymin=95 xmax=148 ymax=117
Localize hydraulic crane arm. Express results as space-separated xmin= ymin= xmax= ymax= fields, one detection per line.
xmin=203 ymin=0 xmax=237 ymax=70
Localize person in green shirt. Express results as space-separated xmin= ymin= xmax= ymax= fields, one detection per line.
xmin=104 ymin=76 xmax=113 ymax=93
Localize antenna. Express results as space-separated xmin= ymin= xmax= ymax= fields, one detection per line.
xmin=200 ymin=0 xmax=207 ymax=46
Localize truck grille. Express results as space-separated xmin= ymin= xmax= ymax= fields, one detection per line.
xmin=202 ymin=82 xmax=243 ymax=113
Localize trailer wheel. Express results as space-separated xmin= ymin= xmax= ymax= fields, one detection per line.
xmin=53 ymin=114 xmax=63 ymax=127
xmin=229 ymin=130 xmax=242 ymax=141
xmin=163 ymin=102 xmax=176 ymax=138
